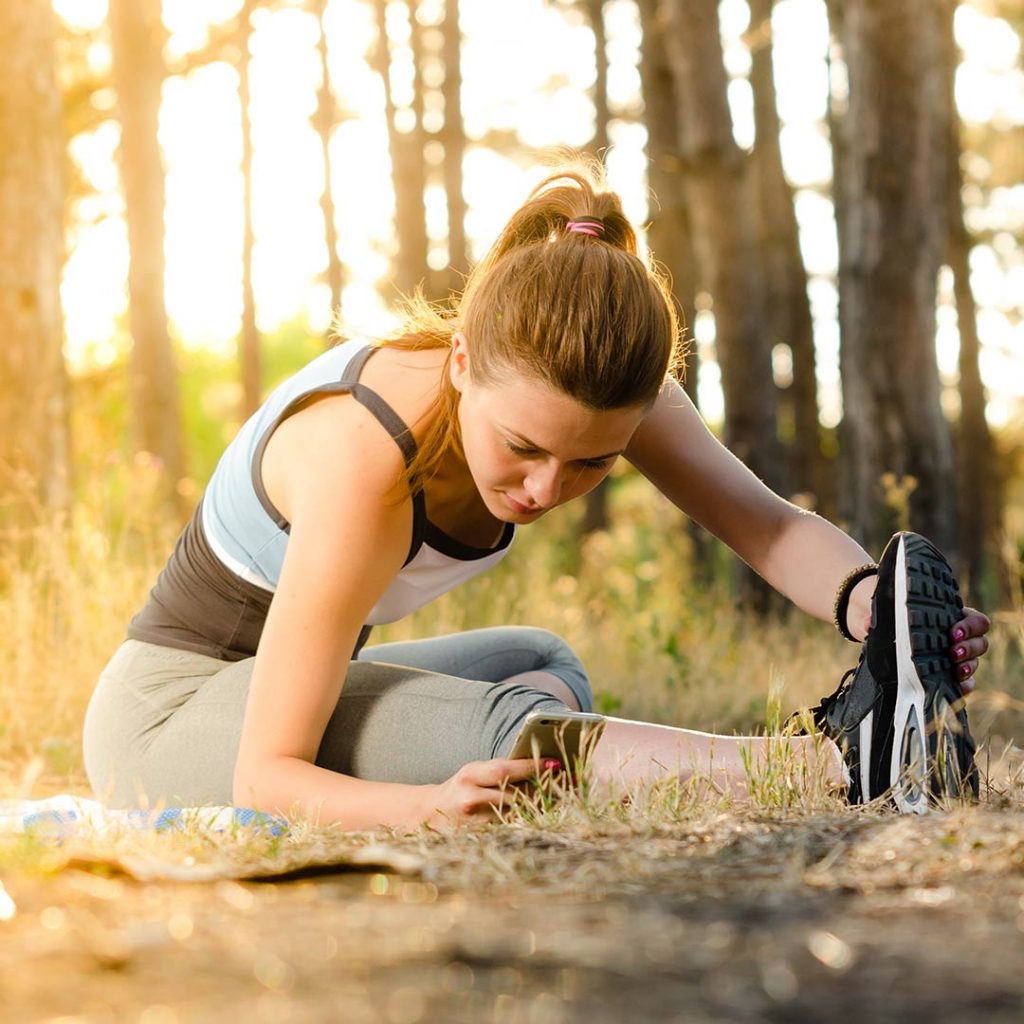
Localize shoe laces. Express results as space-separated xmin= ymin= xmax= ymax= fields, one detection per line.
xmin=783 ymin=663 xmax=855 ymax=734
xmin=809 ymin=666 xmax=853 ymax=729
xmin=807 ymin=646 xmax=868 ymax=732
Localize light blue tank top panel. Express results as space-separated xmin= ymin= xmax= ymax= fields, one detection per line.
xmin=200 ymin=338 xmax=515 ymax=625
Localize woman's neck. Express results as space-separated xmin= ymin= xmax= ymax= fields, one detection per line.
xmin=421 ymin=438 xmax=504 ymax=548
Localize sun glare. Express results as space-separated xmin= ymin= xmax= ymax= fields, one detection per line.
xmin=54 ymin=0 xmax=1023 ymax=427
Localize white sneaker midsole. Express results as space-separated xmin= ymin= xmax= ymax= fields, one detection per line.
xmin=858 ymin=708 xmax=872 ymax=800
xmin=890 ymin=535 xmax=930 ymax=814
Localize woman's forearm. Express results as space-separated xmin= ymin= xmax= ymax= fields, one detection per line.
xmin=759 ymin=509 xmax=877 ymax=640
xmin=234 ymin=756 xmax=433 ymax=831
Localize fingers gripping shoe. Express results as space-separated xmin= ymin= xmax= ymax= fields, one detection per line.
xmin=808 ymin=532 xmax=978 ymax=811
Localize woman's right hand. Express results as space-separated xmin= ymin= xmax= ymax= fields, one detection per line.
xmin=421 ymin=757 xmax=551 ymax=827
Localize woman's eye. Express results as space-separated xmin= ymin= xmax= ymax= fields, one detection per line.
xmin=504 ymin=441 xmax=611 ymax=471
xmin=505 ymin=442 xmax=538 ymax=457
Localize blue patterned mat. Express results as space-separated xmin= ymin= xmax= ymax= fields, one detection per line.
xmin=0 ymin=796 xmax=289 ymax=839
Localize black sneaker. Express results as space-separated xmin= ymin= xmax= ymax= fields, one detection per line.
xmin=805 ymin=532 xmax=979 ymax=811
xmin=804 ymin=650 xmax=884 ymax=805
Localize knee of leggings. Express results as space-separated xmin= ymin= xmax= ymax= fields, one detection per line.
xmin=484 ymin=683 xmax=567 ymax=761
xmin=519 ymin=627 xmax=593 ymax=713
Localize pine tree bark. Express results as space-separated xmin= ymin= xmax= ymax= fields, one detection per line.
xmin=372 ymin=0 xmax=430 ymax=301
xmin=441 ymin=0 xmax=468 ymax=299
xmin=0 ymin=0 xmax=70 ymax=528
xmin=109 ymin=0 xmax=185 ymax=501
xmin=637 ymin=0 xmax=698 ymax=349
xmin=636 ymin=0 xmax=711 ymax=580
xmin=831 ymin=0 xmax=956 ymax=556
xmin=939 ymin=0 xmax=1002 ymax=601
xmin=238 ymin=0 xmax=261 ymax=416
xmin=582 ymin=0 xmax=612 ymax=537
xmin=659 ymin=0 xmax=783 ymax=610
xmin=660 ymin=0 xmax=781 ymax=491
xmin=314 ymin=0 xmax=344 ymax=336
xmin=748 ymin=0 xmax=826 ymax=510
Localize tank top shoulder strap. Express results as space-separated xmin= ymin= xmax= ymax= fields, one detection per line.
xmin=339 ymin=346 xmax=419 ymax=469
xmin=251 ymin=343 xmax=427 ymax=567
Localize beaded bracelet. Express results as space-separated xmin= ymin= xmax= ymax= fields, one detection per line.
xmin=832 ymin=563 xmax=879 ymax=642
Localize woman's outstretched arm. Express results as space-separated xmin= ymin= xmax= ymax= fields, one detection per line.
xmin=625 ymin=378 xmax=876 ymax=638
xmin=627 ymin=378 xmax=990 ymax=689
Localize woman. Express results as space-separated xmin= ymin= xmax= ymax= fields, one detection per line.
xmin=82 ymin=162 xmax=990 ymax=827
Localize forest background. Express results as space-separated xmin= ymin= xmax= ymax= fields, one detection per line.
xmin=1 ymin=0 xmax=1023 ymax=788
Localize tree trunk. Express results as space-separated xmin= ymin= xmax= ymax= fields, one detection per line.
xmin=586 ymin=0 xmax=610 ymax=158
xmin=748 ymin=0 xmax=827 ymax=511
xmin=831 ymin=0 xmax=956 ymax=557
xmin=0 ymin=0 xmax=70 ymax=529
xmin=660 ymin=0 xmax=783 ymax=609
xmin=238 ymin=0 xmax=261 ymax=417
xmin=441 ymin=0 xmax=468 ymax=299
xmin=636 ymin=0 xmax=711 ymax=581
xmin=108 ymin=0 xmax=185 ymax=504
xmin=372 ymin=0 xmax=430 ymax=301
xmin=939 ymin=0 xmax=1003 ymax=603
xmin=582 ymin=0 xmax=612 ymax=537
xmin=314 ymin=0 xmax=344 ymax=338
xmin=660 ymin=0 xmax=781 ymax=490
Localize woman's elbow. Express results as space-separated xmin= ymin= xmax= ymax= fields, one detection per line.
xmin=233 ymin=754 xmax=276 ymax=809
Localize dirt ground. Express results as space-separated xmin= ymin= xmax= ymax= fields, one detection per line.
xmin=3 ymin=805 xmax=1024 ymax=1024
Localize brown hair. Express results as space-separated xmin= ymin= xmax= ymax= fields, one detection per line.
xmin=373 ymin=153 xmax=684 ymax=493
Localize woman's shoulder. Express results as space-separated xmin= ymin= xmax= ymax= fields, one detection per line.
xmin=260 ymin=397 xmax=409 ymax=539
xmin=259 ymin=342 xmax=444 ymax=522
xmin=357 ymin=342 xmax=449 ymax=439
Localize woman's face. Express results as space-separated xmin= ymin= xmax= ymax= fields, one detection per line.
xmin=450 ymin=333 xmax=649 ymax=523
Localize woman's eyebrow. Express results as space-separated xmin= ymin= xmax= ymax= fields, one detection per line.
xmin=500 ymin=426 xmax=624 ymax=461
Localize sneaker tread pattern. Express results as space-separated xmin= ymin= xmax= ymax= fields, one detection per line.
xmin=901 ymin=534 xmax=977 ymax=798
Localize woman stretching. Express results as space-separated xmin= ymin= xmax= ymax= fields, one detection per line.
xmin=83 ymin=161 xmax=991 ymax=827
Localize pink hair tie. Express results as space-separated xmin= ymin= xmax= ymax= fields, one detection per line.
xmin=566 ymin=216 xmax=607 ymax=239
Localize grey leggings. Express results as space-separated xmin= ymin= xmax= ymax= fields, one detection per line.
xmin=82 ymin=627 xmax=593 ymax=809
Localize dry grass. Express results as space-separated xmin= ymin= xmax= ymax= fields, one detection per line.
xmin=1 ymin=476 xmax=1024 ymax=1021
xmin=1 ymin=465 xmax=1022 ymax=804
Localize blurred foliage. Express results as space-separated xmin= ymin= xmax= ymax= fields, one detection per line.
xmin=2 ymin=432 xmax=1022 ymax=793
xmin=68 ymin=318 xmax=326 ymax=523
xmin=4 ymin=317 xmax=1024 ymax=792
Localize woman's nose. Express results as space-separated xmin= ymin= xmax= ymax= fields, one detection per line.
xmin=524 ymin=462 xmax=563 ymax=508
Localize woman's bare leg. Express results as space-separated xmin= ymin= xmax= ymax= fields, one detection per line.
xmin=590 ymin=717 xmax=847 ymax=796
xmin=503 ymin=670 xmax=846 ymax=798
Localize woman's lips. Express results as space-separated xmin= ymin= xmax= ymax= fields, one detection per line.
xmin=503 ymin=493 xmax=539 ymax=514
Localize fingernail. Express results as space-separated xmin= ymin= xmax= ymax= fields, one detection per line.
xmin=960 ymin=664 xmax=971 ymax=678
xmin=954 ymin=646 xmax=966 ymax=660
xmin=953 ymin=627 xmax=966 ymax=642
xmin=543 ymin=759 xmax=561 ymax=771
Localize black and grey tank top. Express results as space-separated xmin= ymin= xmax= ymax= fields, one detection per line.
xmin=126 ymin=338 xmax=515 ymax=661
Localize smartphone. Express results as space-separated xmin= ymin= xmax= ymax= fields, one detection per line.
xmin=506 ymin=709 xmax=606 ymax=765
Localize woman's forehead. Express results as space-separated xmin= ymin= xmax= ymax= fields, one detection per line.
xmin=482 ymin=375 xmax=646 ymax=451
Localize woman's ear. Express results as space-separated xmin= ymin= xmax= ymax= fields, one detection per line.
xmin=450 ymin=331 xmax=470 ymax=393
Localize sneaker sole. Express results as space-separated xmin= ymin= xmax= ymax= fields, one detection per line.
xmin=856 ymin=708 xmax=874 ymax=805
xmin=888 ymin=533 xmax=971 ymax=812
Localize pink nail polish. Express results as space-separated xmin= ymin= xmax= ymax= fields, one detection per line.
xmin=960 ymin=664 xmax=971 ymax=678
xmin=953 ymin=627 xmax=966 ymax=642
xmin=954 ymin=646 xmax=966 ymax=660
xmin=543 ymin=759 xmax=562 ymax=771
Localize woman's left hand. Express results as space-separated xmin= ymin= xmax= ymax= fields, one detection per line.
xmin=950 ymin=607 xmax=991 ymax=695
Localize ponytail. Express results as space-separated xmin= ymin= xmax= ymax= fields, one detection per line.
xmin=371 ymin=152 xmax=684 ymax=497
